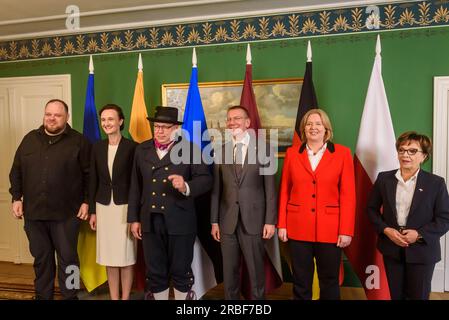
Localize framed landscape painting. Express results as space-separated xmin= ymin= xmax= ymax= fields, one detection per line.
xmin=162 ymin=77 xmax=302 ymax=153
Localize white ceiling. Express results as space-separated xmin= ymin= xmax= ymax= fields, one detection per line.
xmin=0 ymin=0 xmax=403 ymax=41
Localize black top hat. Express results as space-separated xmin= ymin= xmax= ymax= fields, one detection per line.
xmin=147 ymin=106 xmax=183 ymax=125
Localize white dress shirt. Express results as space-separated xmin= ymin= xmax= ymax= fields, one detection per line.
xmin=155 ymin=142 xmax=173 ymax=160
xmin=156 ymin=140 xmax=190 ymax=196
xmin=232 ymin=131 xmax=250 ymax=167
xmin=395 ymin=169 xmax=419 ymax=227
xmin=306 ymin=143 xmax=327 ymax=171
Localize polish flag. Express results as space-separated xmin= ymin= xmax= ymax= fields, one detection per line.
xmin=344 ymin=35 xmax=398 ymax=300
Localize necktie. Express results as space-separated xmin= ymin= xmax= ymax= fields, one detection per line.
xmin=234 ymin=142 xmax=244 ymax=181
xmin=154 ymin=140 xmax=172 ymax=151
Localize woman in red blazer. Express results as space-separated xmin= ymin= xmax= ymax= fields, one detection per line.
xmin=278 ymin=109 xmax=356 ymax=300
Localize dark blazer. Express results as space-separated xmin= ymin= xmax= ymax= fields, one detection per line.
xmin=210 ymin=138 xmax=277 ymax=235
xmin=127 ymin=138 xmax=213 ymax=235
xmin=89 ymin=137 xmax=137 ymax=213
xmin=367 ymin=169 xmax=449 ymax=264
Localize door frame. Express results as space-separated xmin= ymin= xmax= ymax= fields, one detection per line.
xmin=432 ymin=76 xmax=449 ymax=292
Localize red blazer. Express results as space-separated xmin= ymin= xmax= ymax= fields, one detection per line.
xmin=278 ymin=142 xmax=356 ymax=243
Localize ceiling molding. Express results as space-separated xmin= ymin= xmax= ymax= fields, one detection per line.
xmin=0 ymin=0 xmax=410 ymax=41
xmin=0 ymin=0 xmax=240 ymax=26
xmin=1 ymin=0 xmax=444 ymax=63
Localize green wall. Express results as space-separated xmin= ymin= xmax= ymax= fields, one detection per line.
xmin=2 ymin=26 xmax=449 ymax=287
xmin=2 ymin=28 xmax=448 ymax=175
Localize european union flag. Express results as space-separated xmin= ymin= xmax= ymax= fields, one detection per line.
xmin=181 ymin=50 xmax=223 ymax=299
xmin=182 ymin=66 xmax=209 ymax=150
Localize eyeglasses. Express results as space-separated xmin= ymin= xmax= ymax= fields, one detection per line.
xmin=226 ymin=116 xmax=246 ymax=123
xmin=154 ymin=124 xmax=174 ymax=131
xmin=398 ymin=148 xmax=424 ymax=156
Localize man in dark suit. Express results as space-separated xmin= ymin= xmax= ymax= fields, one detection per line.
xmin=127 ymin=106 xmax=212 ymax=300
xmin=210 ymin=105 xmax=277 ymax=300
xmin=367 ymin=131 xmax=449 ymax=300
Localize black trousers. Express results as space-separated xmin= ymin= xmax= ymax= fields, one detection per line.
xmin=289 ymin=240 xmax=341 ymax=300
xmin=383 ymin=252 xmax=435 ymax=300
xmin=24 ymin=216 xmax=80 ymax=300
xmin=142 ymin=213 xmax=195 ymax=293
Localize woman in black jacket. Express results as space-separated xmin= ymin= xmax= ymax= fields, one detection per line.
xmin=89 ymin=104 xmax=137 ymax=300
xmin=367 ymin=131 xmax=449 ymax=300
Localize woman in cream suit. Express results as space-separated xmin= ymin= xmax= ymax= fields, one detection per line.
xmin=89 ymin=104 xmax=137 ymax=300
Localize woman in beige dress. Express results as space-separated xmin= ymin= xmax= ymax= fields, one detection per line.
xmin=89 ymin=104 xmax=137 ymax=300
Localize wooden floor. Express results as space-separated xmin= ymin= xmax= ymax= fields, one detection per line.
xmin=1 ymin=261 xmax=448 ymax=300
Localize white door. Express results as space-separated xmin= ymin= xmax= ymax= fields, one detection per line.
xmin=0 ymin=74 xmax=71 ymax=263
